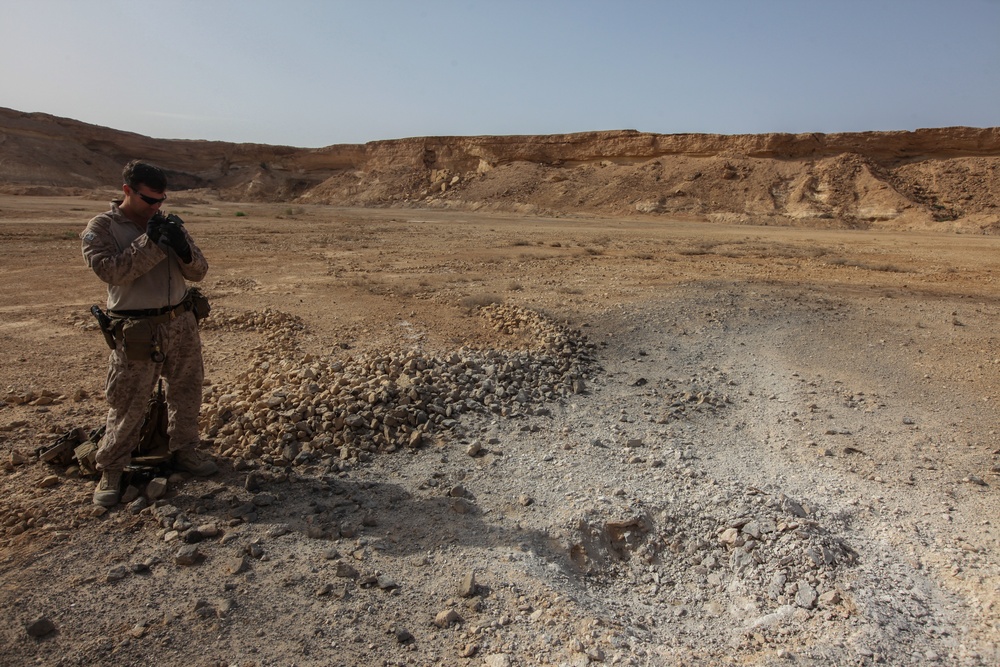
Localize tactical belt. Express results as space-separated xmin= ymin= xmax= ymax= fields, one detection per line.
xmin=111 ymin=299 xmax=193 ymax=325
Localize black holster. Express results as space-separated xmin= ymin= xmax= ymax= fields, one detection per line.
xmin=90 ymin=305 xmax=117 ymax=350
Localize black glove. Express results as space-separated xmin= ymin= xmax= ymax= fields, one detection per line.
xmin=162 ymin=222 xmax=193 ymax=263
xmin=146 ymin=215 xmax=166 ymax=243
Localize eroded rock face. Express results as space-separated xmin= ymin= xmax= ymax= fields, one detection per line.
xmin=1 ymin=106 xmax=998 ymax=230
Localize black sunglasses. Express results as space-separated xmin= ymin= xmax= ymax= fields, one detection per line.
xmin=133 ymin=189 xmax=167 ymax=205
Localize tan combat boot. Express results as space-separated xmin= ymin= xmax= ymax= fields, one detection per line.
xmin=173 ymin=448 xmax=219 ymax=476
xmin=93 ymin=470 xmax=122 ymax=507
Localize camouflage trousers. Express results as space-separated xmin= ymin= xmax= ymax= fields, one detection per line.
xmin=96 ymin=310 xmax=204 ymax=471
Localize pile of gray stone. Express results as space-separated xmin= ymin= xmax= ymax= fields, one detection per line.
xmin=200 ymin=304 xmax=596 ymax=468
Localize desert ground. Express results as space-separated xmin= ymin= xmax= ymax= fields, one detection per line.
xmin=1 ymin=193 xmax=999 ymax=666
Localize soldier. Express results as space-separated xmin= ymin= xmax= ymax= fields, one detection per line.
xmin=81 ymin=160 xmax=217 ymax=507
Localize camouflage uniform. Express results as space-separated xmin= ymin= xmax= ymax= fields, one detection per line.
xmin=98 ymin=311 xmax=204 ymax=470
xmin=82 ymin=201 xmax=209 ymax=472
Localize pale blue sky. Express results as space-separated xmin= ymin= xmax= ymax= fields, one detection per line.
xmin=2 ymin=0 xmax=998 ymax=147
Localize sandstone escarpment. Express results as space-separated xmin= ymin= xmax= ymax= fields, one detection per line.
xmin=1 ymin=106 xmax=998 ymax=231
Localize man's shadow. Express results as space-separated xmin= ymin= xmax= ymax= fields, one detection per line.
xmin=158 ymin=462 xmax=580 ymax=578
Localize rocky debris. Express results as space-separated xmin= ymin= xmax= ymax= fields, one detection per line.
xmin=559 ymin=481 xmax=857 ymax=639
xmin=174 ymin=545 xmax=204 ymax=566
xmin=200 ymin=307 xmax=305 ymax=348
xmin=190 ymin=598 xmax=234 ymax=619
xmin=433 ymin=608 xmax=463 ymax=628
xmin=195 ymin=523 xmax=219 ymax=538
xmin=35 ymin=475 xmax=59 ymax=489
xmin=145 ymin=477 xmax=168 ymax=500
xmin=390 ymin=625 xmax=414 ymax=644
xmin=200 ymin=304 xmax=595 ymax=469
xmin=375 ymin=575 xmax=398 ymax=590
xmin=120 ymin=485 xmax=140 ymax=504
xmin=227 ymin=555 xmax=250 ymax=575
xmin=2 ymin=389 xmax=63 ymax=407
xmin=127 ymin=497 xmax=148 ymax=514
xmin=25 ymin=616 xmax=56 ymax=638
xmin=128 ymin=562 xmax=148 ymax=575
xmin=266 ymin=523 xmax=290 ymax=538
xmin=657 ymin=386 xmax=731 ymax=423
xmin=244 ymin=471 xmax=263 ymax=492
xmin=459 ymin=571 xmax=478 ymax=598
xmin=1 ymin=503 xmax=52 ymax=537
xmin=335 ymin=562 xmax=359 ymax=579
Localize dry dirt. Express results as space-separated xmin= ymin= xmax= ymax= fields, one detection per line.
xmin=1 ymin=194 xmax=999 ymax=666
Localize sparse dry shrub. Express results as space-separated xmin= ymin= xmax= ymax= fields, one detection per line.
xmin=752 ymin=244 xmax=830 ymax=260
xmin=867 ymin=263 xmax=904 ymax=272
xmin=394 ymin=283 xmax=421 ymax=297
xmin=827 ymin=258 xmax=906 ymax=272
xmin=507 ymin=282 xmax=524 ymax=291
xmin=349 ymin=276 xmax=390 ymax=295
xmin=676 ymin=241 xmax=718 ymax=256
xmin=676 ymin=247 xmax=710 ymax=256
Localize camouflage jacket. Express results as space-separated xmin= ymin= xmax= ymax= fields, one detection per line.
xmin=81 ymin=201 xmax=208 ymax=311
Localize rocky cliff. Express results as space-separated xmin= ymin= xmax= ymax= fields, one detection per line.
xmin=1 ymin=106 xmax=998 ymax=231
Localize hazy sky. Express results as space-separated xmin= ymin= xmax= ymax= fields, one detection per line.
xmin=2 ymin=0 xmax=998 ymax=147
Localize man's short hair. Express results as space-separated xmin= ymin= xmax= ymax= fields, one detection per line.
xmin=122 ymin=160 xmax=167 ymax=192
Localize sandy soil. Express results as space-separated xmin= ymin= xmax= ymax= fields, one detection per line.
xmin=1 ymin=195 xmax=999 ymax=666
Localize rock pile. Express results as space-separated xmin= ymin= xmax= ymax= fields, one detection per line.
xmin=561 ymin=479 xmax=859 ymax=644
xmin=200 ymin=307 xmax=306 ymax=349
xmin=201 ymin=304 xmax=596 ymax=468
xmin=656 ymin=386 xmax=731 ymax=423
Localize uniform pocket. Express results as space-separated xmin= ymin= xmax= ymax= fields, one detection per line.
xmin=120 ymin=319 xmax=156 ymax=361
xmin=188 ymin=288 xmax=211 ymax=322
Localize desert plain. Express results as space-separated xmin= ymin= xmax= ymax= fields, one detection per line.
xmin=0 ymin=189 xmax=998 ymax=666
xmin=2 ymin=106 xmax=1000 ymax=667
